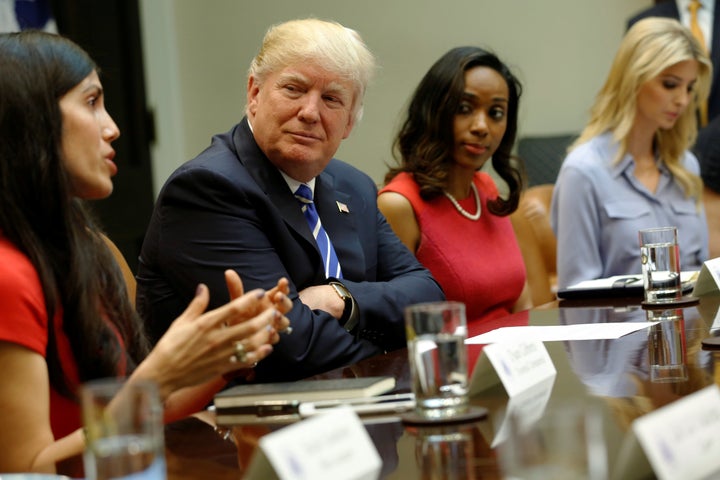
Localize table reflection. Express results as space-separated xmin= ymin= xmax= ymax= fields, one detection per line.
xmin=646 ymin=308 xmax=688 ymax=383
xmin=155 ymin=296 xmax=720 ymax=479
xmin=557 ymin=302 xmax=715 ymax=436
xmin=408 ymin=423 xmax=485 ymax=480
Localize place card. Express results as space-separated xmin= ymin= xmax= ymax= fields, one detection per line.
xmin=466 ymin=322 xmax=657 ymax=343
xmin=632 ymin=384 xmax=720 ymax=480
xmin=692 ymin=258 xmax=720 ymax=296
xmin=469 ymin=341 xmax=556 ymax=398
xmin=245 ymin=407 xmax=381 ymax=480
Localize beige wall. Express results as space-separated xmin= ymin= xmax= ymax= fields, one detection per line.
xmin=140 ymin=0 xmax=652 ymax=195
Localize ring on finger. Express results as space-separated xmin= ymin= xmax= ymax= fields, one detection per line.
xmin=233 ymin=341 xmax=248 ymax=364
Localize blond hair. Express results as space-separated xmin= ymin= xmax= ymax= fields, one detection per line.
xmin=248 ymin=18 xmax=376 ymax=122
xmin=572 ymin=17 xmax=711 ymax=200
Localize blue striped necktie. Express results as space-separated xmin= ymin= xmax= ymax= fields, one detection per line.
xmin=294 ymin=184 xmax=343 ymax=278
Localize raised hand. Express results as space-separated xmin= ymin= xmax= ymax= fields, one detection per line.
xmin=137 ymin=281 xmax=289 ymax=399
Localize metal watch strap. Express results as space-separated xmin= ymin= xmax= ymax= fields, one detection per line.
xmin=329 ymin=281 xmax=358 ymax=332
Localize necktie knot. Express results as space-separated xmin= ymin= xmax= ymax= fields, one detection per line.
xmin=294 ymin=184 xmax=313 ymax=204
xmin=689 ymin=0 xmax=702 ymax=15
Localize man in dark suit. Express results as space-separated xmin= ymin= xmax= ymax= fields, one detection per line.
xmin=628 ymin=0 xmax=720 ymax=122
xmin=136 ymin=18 xmax=444 ymax=383
xmin=693 ymin=114 xmax=720 ymax=258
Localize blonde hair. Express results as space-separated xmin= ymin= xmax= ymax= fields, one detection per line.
xmin=571 ymin=17 xmax=711 ymax=200
xmin=248 ymin=18 xmax=376 ymax=122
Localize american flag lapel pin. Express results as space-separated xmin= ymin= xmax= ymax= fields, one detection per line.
xmin=336 ymin=201 xmax=350 ymax=213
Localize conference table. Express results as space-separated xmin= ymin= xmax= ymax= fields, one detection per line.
xmin=160 ymin=293 xmax=720 ymax=479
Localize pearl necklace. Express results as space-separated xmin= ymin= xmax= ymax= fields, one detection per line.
xmin=443 ymin=183 xmax=481 ymax=221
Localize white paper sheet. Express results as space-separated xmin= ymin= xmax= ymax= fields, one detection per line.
xmin=466 ymin=322 xmax=658 ymax=344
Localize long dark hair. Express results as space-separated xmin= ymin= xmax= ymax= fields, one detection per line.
xmin=0 ymin=31 xmax=149 ymax=399
xmin=386 ymin=46 xmax=524 ymax=216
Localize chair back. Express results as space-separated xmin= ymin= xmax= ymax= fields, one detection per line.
xmin=100 ymin=233 xmax=136 ymax=307
xmin=510 ymin=184 xmax=557 ymax=306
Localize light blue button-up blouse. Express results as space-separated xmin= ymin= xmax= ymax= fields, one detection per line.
xmin=551 ymin=132 xmax=708 ymax=289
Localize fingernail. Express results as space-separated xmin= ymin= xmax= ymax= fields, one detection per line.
xmin=196 ymin=284 xmax=205 ymax=296
xmin=255 ymin=290 xmax=266 ymax=299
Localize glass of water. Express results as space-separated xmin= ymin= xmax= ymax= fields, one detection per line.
xmin=639 ymin=226 xmax=681 ymax=304
xmin=405 ymin=301 xmax=469 ymax=420
xmin=81 ymin=378 xmax=166 ymax=480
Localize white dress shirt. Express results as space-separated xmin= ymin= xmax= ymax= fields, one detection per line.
xmin=677 ymin=0 xmax=714 ymax=51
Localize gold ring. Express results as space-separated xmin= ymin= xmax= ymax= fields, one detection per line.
xmin=233 ymin=341 xmax=248 ymax=363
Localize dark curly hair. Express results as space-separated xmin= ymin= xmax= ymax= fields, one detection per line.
xmin=386 ymin=46 xmax=524 ymax=216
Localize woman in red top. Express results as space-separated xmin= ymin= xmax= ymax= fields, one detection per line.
xmin=379 ymin=47 xmax=532 ymax=324
xmin=0 ymin=31 xmax=291 ymax=473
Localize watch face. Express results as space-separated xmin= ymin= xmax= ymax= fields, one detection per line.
xmin=332 ymin=282 xmax=350 ymax=299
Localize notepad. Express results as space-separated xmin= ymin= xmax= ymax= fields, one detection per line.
xmin=557 ymin=271 xmax=698 ymax=299
xmin=213 ymin=376 xmax=396 ymax=409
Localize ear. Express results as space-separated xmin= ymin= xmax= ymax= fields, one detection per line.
xmin=247 ymin=75 xmax=260 ymax=116
xmin=342 ymin=109 xmax=357 ymax=139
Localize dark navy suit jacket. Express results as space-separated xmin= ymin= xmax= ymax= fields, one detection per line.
xmin=628 ymin=1 xmax=720 ymax=122
xmin=136 ymin=118 xmax=444 ymax=382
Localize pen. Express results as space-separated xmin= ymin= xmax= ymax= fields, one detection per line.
xmin=298 ymin=393 xmax=416 ymax=417
xmin=612 ymin=276 xmax=642 ymax=288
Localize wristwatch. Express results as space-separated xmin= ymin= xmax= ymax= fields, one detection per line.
xmin=329 ymin=281 xmax=359 ymax=333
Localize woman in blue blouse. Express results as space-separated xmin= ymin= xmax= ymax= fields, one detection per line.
xmin=552 ymin=17 xmax=711 ymax=289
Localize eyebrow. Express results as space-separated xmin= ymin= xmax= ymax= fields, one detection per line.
xmin=461 ymin=91 xmax=509 ymax=103
xmin=278 ymin=72 xmax=351 ymax=96
xmin=81 ymin=80 xmax=103 ymax=92
xmin=661 ymin=73 xmax=695 ymax=83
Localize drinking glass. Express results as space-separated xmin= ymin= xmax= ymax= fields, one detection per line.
xmin=646 ymin=308 xmax=688 ymax=383
xmin=405 ymin=301 xmax=468 ymax=420
xmin=639 ymin=226 xmax=681 ymax=303
xmin=81 ymin=378 xmax=166 ymax=480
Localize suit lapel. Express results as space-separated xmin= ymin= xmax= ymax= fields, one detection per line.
xmin=711 ymin=4 xmax=720 ymax=91
xmin=231 ymin=119 xmax=363 ymax=279
xmin=232 ymin=119 xmax=318 ymax=252
xmin=314 ymin=169 xmax=363 ymax=278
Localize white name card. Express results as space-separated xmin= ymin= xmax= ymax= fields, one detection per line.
xmin=632 ymin=384 xmax=720 ymax=480
xmin=250 ymin=407 xmax=381 ymax=480
xmin=692 ymin=258 xmax=720 ymax=296
xmin=479 ymin=341 xmax=556 ymax=397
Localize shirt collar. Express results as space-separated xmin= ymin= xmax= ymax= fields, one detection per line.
xmin=602 ymin=131 xmax=668 ymax=178
xmin=280 ymin=170 xmax=316 ymax=196
xmin=677 ymin=0 xmax=714 ymax=15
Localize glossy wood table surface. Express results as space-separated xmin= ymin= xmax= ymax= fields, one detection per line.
xmin=163 ymin=294 xmax=720 ymax=479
